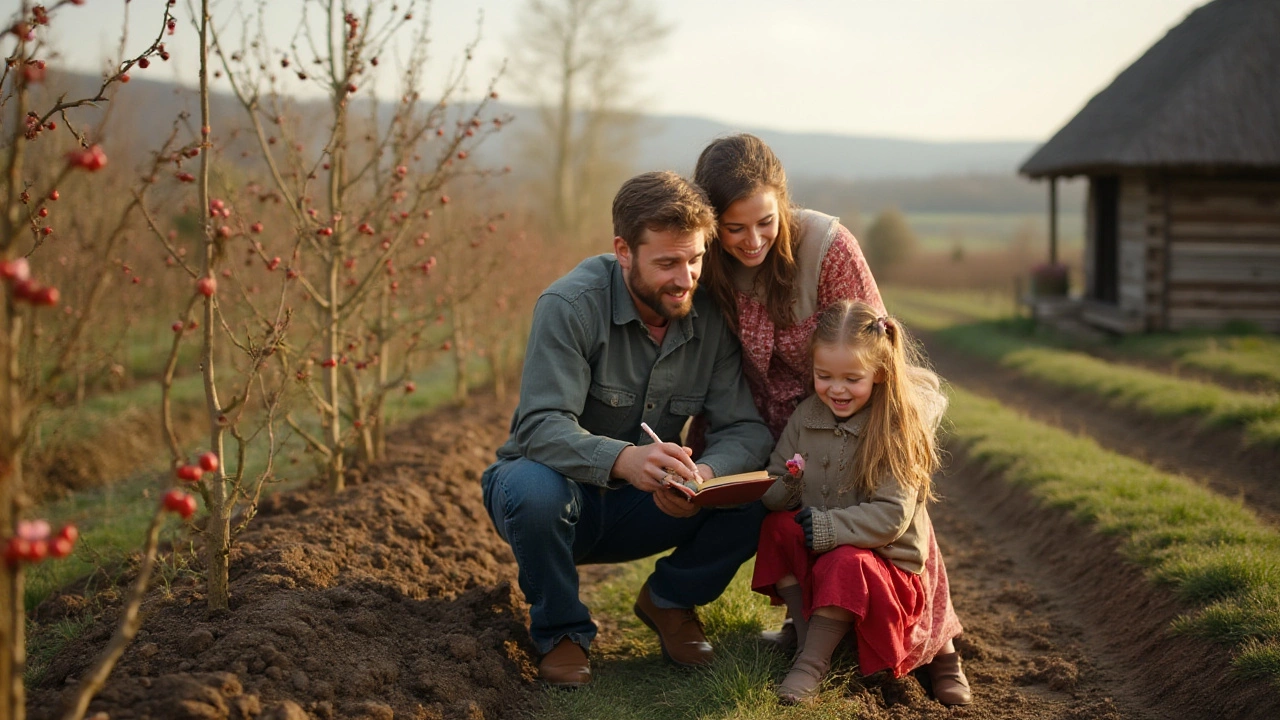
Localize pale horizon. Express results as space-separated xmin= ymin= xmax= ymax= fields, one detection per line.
xmin=32 ymin=0 xmax=1207 ymax=143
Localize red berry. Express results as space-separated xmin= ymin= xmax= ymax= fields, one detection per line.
xmin=176 ymin=172 xmax=196 ymax=183
xmin=32 ymin=286 xmax=59 ymax=306
xmin=1 ymin=258 xmax=30 ymax=282
xmin=439 ymin=195 xmax=450 ymax=205
xmin=197 ymin=277 xmax=217 ymax=297
xmin=138 ymin=57 xmax=151 ymax=69
xmin=119 ymin=73 xmax=130 ymax=83
xmin=48 ymin=190 xmax=59 ymax=201
xmin=38 ymin=207 xmax=48 ymax=218
xmin=404 ymin=382 xmax=416 ymax=394
xmin=162 ymin=490 xmax=197 ymax=519
xmin=26 ymin=540 xmax=48 ymax=563
xmin=218 ymin=225 xmax=232 ymax=238
xmin=198 ymin=452 xmax=220 ymax=472
xmin=176 ymin=464 xmax=203 ymax=482
xmin=250 ymin=222 xmax=264 ymax=234
xmin=49 ymin=537 xmax=73 ymax=558
xmin=57 ymin=525 xmax=79 ymax=545
xmin=172 ymin=322 xmax=183 ymax=333
xmin=4 ymin=538 xmax=30 ymax=566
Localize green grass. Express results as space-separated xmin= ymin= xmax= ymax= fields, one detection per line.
xmin=886 ymin=286 xmax=1280 ymax=392
xmin=540 ymin=558 xmax=881 ymax=719
xmin=934 ymin=321 xmax=1280 ymax=445
xmin=884 ymin=287 xmax=1021 ymax=324
xmin=881 ymin=296 xmax=1280 ymax=447
xmin=947 ymin=385 xmax=1280 ymax=687
xmin=1114 ymin=332 xmax=1280 ymax=390
xmin=904 ymin=212 xmax=1084 ymax=254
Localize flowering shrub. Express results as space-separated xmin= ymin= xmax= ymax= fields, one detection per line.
xmin=1030 ymin=262 xmax=1069 ymax=298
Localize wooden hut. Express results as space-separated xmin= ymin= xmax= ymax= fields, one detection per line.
xmin=1020 ymin=0 xmax=1280 ymax=333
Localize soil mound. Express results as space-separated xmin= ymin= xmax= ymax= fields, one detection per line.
xmin=30 ymin=396 xmax=540 ymax=720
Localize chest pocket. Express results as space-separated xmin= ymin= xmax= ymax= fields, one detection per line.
xmin=581 ymin=382 xmax=637 ymax=437
xmin=669 ymin=394 xmax=705 ymax=418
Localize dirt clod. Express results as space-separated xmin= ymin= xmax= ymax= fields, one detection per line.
xmin=29 ymin=397 xmax=539 ymax=720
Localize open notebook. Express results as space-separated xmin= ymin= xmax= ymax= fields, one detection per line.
xmin=665 ymin=470 xmax=775 ymax=507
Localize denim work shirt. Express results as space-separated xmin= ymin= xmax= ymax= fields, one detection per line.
xmin=495 ymin=254 xmax=773 ymax=487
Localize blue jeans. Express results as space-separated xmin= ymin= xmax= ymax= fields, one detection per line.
xmin=481 ymin=456 xmax=767 ymax=655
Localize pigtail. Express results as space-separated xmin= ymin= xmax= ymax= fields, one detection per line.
xmin=812 ymin=300 xmax=943 ymax=500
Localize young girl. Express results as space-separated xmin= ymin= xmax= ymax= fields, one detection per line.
xmin=752 ymin=299 xmax=958 ymax=704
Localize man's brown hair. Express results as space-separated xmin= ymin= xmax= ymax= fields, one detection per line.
xmin=612 ymin=171 xmax=715 ymax=251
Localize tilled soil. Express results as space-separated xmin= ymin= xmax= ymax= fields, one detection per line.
xmin=27 ymin=380 xmax=1280 ymax=719
xmin=29 ymin=396 xmax=539 ymax=720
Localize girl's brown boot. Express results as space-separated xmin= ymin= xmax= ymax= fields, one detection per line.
xmin=776 ymin=615 xmax=850 ymax=704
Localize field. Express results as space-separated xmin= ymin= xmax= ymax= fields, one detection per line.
xmin=18 ymin=284 xmax=1280 ymax=719
xmin=7 ymin=4 xmax=1279 ymax=718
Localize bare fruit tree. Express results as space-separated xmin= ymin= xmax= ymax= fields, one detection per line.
xmin=209 ymin=0 xmax=509 ymax=491
xmin=1 ymin=3 xmax=188 ymax=718
xmin=508 ymin=0 xmax=669 ymax=240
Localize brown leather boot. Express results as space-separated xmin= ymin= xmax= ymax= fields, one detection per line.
xmin=633 ymin=581 xmax=714 ymax=667
xmin=927 ymin=651 xmax=972 ymax=706
xmin=538 ymin=638 xmax=591 ymax=688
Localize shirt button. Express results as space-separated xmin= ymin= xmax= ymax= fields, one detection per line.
xmin=645 ymin=402 xmax=655 ymax=410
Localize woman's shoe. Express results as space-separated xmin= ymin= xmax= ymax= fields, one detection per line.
xmin=927 ymin=651 xmax=971 ymax=706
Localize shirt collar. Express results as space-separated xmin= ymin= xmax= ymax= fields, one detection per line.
xmin=803 ymin=397 xmax=869 ymax=436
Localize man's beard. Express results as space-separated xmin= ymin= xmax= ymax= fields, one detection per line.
xmin=628 ymin=265 xmax=696 ymax=321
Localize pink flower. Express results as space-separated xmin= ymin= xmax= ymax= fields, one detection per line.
xmin=785 ymin=453 xmax=805 ymax=477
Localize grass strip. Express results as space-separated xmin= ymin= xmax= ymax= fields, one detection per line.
xmin=947 ymin=384 xmax=1280 ymax=687
xmin=540 ymin=558 xmax=882 ymax=719
xmin=904 ymin=316 xmax=1280 ymax=447
xmin=884 ymin=286 xmax=1280 ymax=391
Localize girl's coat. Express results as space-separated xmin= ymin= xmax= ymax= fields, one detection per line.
xmin=761 ymin=394 xmax=930 ymax=574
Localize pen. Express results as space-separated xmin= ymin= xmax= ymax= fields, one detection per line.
xmin=640 ymin=422 xmax=703 ymax=483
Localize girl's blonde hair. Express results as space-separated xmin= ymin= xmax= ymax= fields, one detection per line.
xmin=810 ymin=299 xmax=946 ymax=499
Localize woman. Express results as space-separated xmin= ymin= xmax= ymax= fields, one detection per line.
xmin=693 ymin=133 xmax=970 ymax=706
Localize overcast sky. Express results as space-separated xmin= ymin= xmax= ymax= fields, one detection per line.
xmin=33 ymin=0 xmax=1206 ymax=142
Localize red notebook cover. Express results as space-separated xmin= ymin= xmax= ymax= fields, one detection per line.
xmin=666 ymin=471 xmax=775 ymax=507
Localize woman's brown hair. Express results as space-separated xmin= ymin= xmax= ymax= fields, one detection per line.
xmin=810 ymin=299 xmax=945 ymax=499
xmin=693 ymin=134 xmax=799 ymax=332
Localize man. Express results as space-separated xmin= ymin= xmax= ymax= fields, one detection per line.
xmin=481 ymin=171 xmax=773 ymax=687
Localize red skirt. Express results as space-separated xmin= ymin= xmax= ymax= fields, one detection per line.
xmin=753 ymin=509 xmax=926 ymax=677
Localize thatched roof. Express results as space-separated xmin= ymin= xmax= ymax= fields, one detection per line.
xmin=1021 ymin=0 xmax=1280 ymax=178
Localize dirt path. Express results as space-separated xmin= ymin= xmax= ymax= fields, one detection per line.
xmin=920 ymin=333 xmax=1280 ymax=527
xmin=921 ymin=451 xmax=1278 ymax=720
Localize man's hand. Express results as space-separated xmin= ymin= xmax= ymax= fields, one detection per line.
xmin=611 ymin=442 xmax=702 ymax=493
xmin=653 ymin=482 xmax=700 ymax=518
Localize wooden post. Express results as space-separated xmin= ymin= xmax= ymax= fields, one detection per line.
xmin=1049 ymin=177 xmax=1059 ymax=265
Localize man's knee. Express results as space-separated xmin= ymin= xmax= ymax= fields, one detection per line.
xmin=487 ymin=459 xmax=580 ymax=537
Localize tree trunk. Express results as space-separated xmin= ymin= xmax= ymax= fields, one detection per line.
xmin=196 ymin=0 xmax=231 ymax=613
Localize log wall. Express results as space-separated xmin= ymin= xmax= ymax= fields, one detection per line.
xmin=1087 ymin=173 xmax=1280 ymax=332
